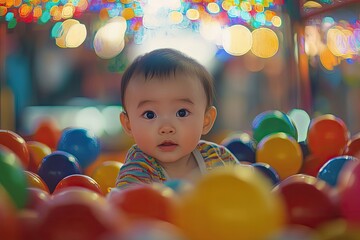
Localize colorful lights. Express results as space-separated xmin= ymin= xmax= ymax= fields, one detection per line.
xmin=304 ymin=15 xmax=360 ymax=70
xmin=1 ymin=0 xmax=284 ymax=58
xmin=1 ymin=1 xmax=283 ymax=30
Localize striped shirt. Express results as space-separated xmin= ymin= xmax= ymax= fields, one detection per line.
xmin=115 ymin=140 xmax=239 ymax=189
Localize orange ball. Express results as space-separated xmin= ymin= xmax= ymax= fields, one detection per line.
xmin=27 ymin=141 xmax=51 ymax=173
xmin=24 ymin=170 xmax=50 ymax=193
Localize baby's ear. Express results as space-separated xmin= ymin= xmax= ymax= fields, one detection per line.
xmin=120 ymin=112 xmax=133 ymax=137
xmin=202 ymin=106 xmax=217 ymax=135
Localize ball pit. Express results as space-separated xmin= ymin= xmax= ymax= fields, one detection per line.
xmin=2 ymin=111 xmax=360 ymax=239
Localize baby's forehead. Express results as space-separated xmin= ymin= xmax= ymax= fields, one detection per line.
xmin=129 ymin=71 xmax=201 ymax=85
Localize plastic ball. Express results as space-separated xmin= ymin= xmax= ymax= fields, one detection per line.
xmin=121 ymin=219 xmax=187 ymax=240
xmin=299 ymin=141 xmax=310 ymax=160
xmin=252 ymin=110 xmax=298 ymax=144
xmin=26 ymin=141 xmax=51 ymax=173
xmin=91 ymin=161 xmax=123 ymax=195
xmin=24 ymin=170 xmax=50 ymax=193
xmin=301 ymin=154 xmax=328 ymax=177
xmin=108 ymin=183 xmax=177 ymax=223
xmin=256 ymin=133 xmax=303 ymax=180
xmin=220 ymin=132 xmax=256 ymax=163
xmin=57 ymin=128 xmax=100 ymax=169
xmin=0 ymin=130 xmax=30 ymax=168
xmin=344 ymin=132 xmax=360 ymax=159
xmin=0 ymin=146 xmax=28 ymax=209
xmin=164 ymin=179 xmax=193 ymax=194
xmin=176 ymin=165 xmax=285 ymax=240
xmin=337 ymin=160 xmax=360 ymax=224
xmin=251 ymin=162 xmax=280 ymax=185
xmin=17 ymin=210 xmax=39 ymax=240
xmin=307 ymin=114 xmax=349 ymax=160
xmin=38 ymin=151 xmax=82 ymax=193
xmin=0 ymin=185 xmax=21 ymax=240
xmin=37 ymin=188 xmax=125 ymax=239
xmin=273 ymin=174 xmax=339 ymax=228
xmin=317 ymin=219 xmax=360 ymax=240
xmin=24 ymin=187 xmax=51 ymax=212
xmin=32 ymin=118 xmax=61 ymax=150
xmin=317 ymin=155 xmax=358 ymax=187
xmin=53 ymin=174 xmax=102 ymax=195
xmin=270 ymin=224 xmax=319 ymax=240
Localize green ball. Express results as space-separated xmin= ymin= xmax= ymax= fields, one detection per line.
xmin=0 ymin=147 xmax=28 ymax=209
xmin=252 ymin=110 xmax=298 ymax=144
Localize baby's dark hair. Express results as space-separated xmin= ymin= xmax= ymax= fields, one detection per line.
xmin=120 ymin=48 xmax=215 ymax=110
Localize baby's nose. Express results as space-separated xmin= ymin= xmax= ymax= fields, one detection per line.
xmin=159 ymin=125 xmax=175 ymax=134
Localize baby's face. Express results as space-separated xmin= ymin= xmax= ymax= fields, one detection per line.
xmin=121 ymin=73 xmax=210 ymax=164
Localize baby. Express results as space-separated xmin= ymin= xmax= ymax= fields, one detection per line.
xmin=116 ymin=48 xmax=239 ymax=189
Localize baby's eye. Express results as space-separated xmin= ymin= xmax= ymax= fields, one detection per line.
xmin=176 ymin=109 xmax=190 ymax=117
xmin=143 ymin=111 xmax=156 ymax=119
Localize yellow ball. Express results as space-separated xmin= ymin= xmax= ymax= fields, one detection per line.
xmin=91 ymin=161 xmax=123 ymax=195
xmin=175 ymin=165 xmax=285 ymax=240
xmin=256 ymin=133 xmax=303 ymax=180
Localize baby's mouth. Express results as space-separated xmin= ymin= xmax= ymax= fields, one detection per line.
xmin=158 ymin=141 xmax=178 ymax=151
xmin=159 ymin=140 xmax=177 ymax=146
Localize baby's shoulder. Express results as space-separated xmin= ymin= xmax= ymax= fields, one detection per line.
xmin=123 ymin=145 xmax=156 ymax=167
xmin=126 ymin=145 xmax=150 ymax=160
xmin=197 ymin=140 xmax=225 ymax=153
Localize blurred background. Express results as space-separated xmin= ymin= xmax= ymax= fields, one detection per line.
xmin=1 ymin=0 xmax=360 ymax=152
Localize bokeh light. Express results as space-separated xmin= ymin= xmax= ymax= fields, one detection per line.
xmin=222 ymin=24 xmax=252 ymax=56
xmin=251 ymin=27 xmax=279 ymax=58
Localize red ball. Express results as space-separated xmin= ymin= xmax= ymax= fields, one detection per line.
xmin=338 ymin=160 xmax=360 ymax=224
xmin=307 ymin=114 xmax=349 ymax=160
xmin=0 ymin=130 xmax=30 ymax=168
xmin=344 ymin=133 xmax=360 ymax=159
xmin=108 ymin=184 xmax=177 ymax=223
xmin=273 ymin=174 xmax=339 ymax=228
xmin=301 ymin=154 xmax=328 ymax=177
xmin=0 ymin=185 xmax=21 ymax=240
xmin=37 ymin=188 xmax=125 ymax=239
xmin=24 ymin=188 xmax=51 ymax=212
xmin=53 ymin=174 xmax=103 ymax=195
xmin=32 ymin=119 xmax=61 ymax=150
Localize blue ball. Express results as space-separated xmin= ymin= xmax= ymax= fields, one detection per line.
xmin=221 ymin=132 xmax=256 ymax=163
xmin=251 ymin=162 xmax=280 ymax=186
xmin=317 ymin=155 xmax=358 ymax=187
xmin=38 ymin=151 xmax=82 ymax=193
xmin=57 ymin=128 xmax=100 ymax=169
xmin=299 ymin=141 xmax=310 ymax=160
